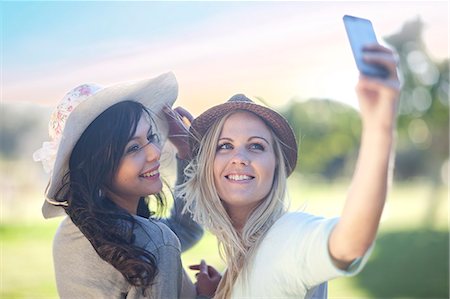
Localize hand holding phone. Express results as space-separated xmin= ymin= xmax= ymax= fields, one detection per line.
xmin=343 ymin=15 xmax=389 ymax=78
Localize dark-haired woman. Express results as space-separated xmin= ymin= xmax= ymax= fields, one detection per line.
xmin=33 ymin=73 xmax=204 ymax=298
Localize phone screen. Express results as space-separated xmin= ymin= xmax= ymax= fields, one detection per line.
xmin=343 ymin=15 xmax=389 ymax=78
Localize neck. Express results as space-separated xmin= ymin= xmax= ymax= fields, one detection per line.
xmin=225 ymin=206 xmax=251 ymax=233
xmin=106 ymin=192 xmax=139 ymax=215
xmin=232 ymin=218 xmax=246 ymax=233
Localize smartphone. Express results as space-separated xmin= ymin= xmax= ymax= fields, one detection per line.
xmin=343 ymin=15 xmax=389 ymax=78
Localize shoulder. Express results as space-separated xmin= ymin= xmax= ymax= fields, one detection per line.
xmin=270 ymin=212 xmax=332 ymax=231
xmin=53 ymin=216 xmax=84 ymax=247
xmin=278 ymin=211 xmax=321 ymax=223
xmin=261 ymin=212 xmax=339 ymax=248
xmin=132 ymin=216 xmax=181 ymax=252
xmin=251 ymin=212 xmax=339 ymax=273
xmin=52 ymin=218 xmax=130 ymax=296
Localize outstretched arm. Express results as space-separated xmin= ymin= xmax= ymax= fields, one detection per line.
xmin=329 ymin=44 xmax=401 ymax=269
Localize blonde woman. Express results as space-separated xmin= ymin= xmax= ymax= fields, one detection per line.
xmin=181 ymin=44 xmax=400 ymax=298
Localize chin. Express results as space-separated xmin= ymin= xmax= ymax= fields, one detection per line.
xmin=145 ymin=186 xmax=163 ymax=196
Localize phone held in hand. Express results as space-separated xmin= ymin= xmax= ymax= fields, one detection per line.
xmin=343 ymin=15 xmax=389 ymax=78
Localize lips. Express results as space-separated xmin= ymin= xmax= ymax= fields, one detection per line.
xmin=225 ymin=174 xmax=254 ymax=181
xmin=140 ymin=168 xmax=159 ymax=178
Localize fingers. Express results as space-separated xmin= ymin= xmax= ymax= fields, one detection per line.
xmin=189 ymin=260 xmax=208 ymax=274
xmin=358 ymin=73 xmax=401 ymax=92
xmin=164 ymin=106 xmax=193 ymax=130
xmin=189 ymin=260 xmax=222 ymax=297
xmin=362 ymin=43 xmax=392 ymax=54
xmin=190 ymin=264 xmax=220 ymax=277
xmin=189 ymin=264 xmax=200 ymax=270
xmin=173 ymin=107 xmax=193 ymax=128
xmin=173 ymin=106 xmax=194 ymax=124
xmin=360 ymin=45 xmax=399 ymax=80
xmin=199 ymin=259 xmax=208 ymax=275
xmin=207 ymin=265 xmax=221 ymax=278
xmin=189 ymin=260 xmax=219 ymax=275
xmin=357 ymin=45 xmax=401 ymax=90
xmin=363 ymin=52 xmax=398 ymax=76
xmin=162 ymin=107 xmax=182 ymax=126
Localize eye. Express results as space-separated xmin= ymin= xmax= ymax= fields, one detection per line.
xmin=249 ymin=143 xmax=265 ymax=151
xmin=125 ymin=144 xmax=141 ymax=154
xmin=147 ymin=132 xmax=160 ymax=144
xmin=217 ymin=142 xmax=233 ymax=151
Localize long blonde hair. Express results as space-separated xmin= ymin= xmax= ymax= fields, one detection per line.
xmin=179 ymin=110 xmax=290 ymax=298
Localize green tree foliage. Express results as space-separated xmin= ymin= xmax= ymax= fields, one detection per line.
xmin=281 ymin=99 xmax=361 ymax=180
xmin=385 ymin=17 xmax=449 ymax=182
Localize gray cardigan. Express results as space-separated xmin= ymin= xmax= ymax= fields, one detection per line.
xmin=52 ymin=158 xmax=203 ymax=298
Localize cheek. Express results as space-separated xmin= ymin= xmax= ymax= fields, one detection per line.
xmin=113 ymin=159 xmax=137 ymax=184
xmin=110 ymin=168 xmax=126 ymax=190
xmin=262 ymin=157 xmax=277 ymax=184
xmin=213 ymin=157 xmax=223 ymax=184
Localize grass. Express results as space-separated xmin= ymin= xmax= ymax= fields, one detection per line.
xmin=1 ymin=180 xmax=448 ymax=298
xmin=353 ymin=229 xmax=449 ymax=298
xmin=1 ymin=221 xmax=59 ymax=299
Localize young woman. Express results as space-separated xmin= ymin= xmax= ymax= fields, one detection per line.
xmin=34 ymin=72 xmax=204 ymax=298
xmin=182 ymin=44 xmax=401 ymax=298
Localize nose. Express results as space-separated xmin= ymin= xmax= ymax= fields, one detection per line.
xmin=231 ymin=150 xmax=250 ymax=166
xmin=142 ymin=142 xmax=161 ymax=162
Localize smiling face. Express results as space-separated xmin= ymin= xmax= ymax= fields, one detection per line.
xmin=213 ymin=111 xmax=276 ymax=221
xmin=107 ymin=114 xmax=163 ymax=213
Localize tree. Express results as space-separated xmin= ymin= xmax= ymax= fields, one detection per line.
xmin=281 ymin=98 xmax=361 ymax=180
xmin=385 ymin=17 xmax=449 ymax=183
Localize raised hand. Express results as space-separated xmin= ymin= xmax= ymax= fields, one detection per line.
xmin=189 ymin=260 xmax=222 ymax=297
xmin=163 ymin=106 xmax=194 ymax=160
xmin=356 ymin=44 xmax=401 ymax=132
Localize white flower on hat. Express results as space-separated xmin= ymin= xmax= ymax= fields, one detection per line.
xmin=33 ymin=84 xmax=101 ymax=174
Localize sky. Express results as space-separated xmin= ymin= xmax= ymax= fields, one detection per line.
xmin=2 ymin=1 xmax=449 ymax=114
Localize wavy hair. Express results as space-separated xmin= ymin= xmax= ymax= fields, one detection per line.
xmin=57 ymin=100 xmax=166 ymax=293
xmin=180 ymin=110 xmax=289 ymax=299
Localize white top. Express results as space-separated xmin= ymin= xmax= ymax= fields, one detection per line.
xmin=232 ymin=212 xmax=372 ymax=298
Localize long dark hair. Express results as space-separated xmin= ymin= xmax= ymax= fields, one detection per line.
xmin=59 ymin=100 xmax=166 ymax=290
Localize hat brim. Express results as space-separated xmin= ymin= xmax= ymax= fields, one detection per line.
xmin=190 ymin=100 xmax=298 ymax=176
xmin=43 ymin=72 xmax=178 ymax=218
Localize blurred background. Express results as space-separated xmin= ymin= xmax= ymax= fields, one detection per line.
xmin=1 ymin=1 xmax=448 ymax=298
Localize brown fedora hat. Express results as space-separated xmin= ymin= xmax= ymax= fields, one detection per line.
xmin=190 ymin=94 xmax=298 ymax=176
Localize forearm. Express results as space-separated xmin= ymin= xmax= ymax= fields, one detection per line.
xmin=163 ymin=156 xmax=203 ymax=251
xmin=330 ymin=126 xmax=395 ymax=265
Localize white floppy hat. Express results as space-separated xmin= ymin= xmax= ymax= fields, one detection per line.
xmin=33 ymin=72 xmax=178 ymax=218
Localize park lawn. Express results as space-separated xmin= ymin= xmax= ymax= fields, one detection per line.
xmin=1 ymin=221 xmax=59 ymax=299
xmin=1 ymin=181 xmax=448 ymax=298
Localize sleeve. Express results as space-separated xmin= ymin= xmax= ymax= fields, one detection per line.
xmin=161 ymin=156 xmax=204 ymax=252
xmin=294 ymin=215 xmax=373 ymax=289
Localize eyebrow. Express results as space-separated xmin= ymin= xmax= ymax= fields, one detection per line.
xmin=218 ymin=136 xmax=271 ymax=145
xmin=127 ymin=127 xmax=154 ymax=143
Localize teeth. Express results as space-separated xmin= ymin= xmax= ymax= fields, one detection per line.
xmin=227 ymin=174 xmax=252 ymax=181
xmin=142 ymin=170 xmax=158 ymax=177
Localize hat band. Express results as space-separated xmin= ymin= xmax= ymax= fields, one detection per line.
xmin=45 ymin=197 xmax=68 ymax=207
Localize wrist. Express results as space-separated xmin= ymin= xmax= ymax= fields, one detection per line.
xmin=361 ymin=120 xmax=396 ymax=137
xmin=176 ymin=151 xmax=191 ymax=160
